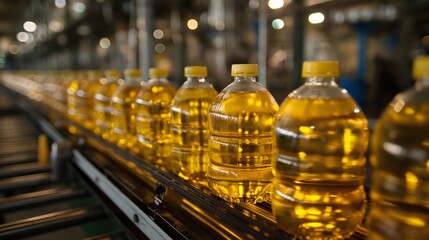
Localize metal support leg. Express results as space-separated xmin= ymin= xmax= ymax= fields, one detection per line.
xmin=50 ymin=140 xmax=73 ymax=182
xmin=291 ymin=0 xmax=304 ymax=91
xmin=258 ymin=0 xmax=268 ymax=87
xmin=137 ymin=0 xmax=154 ymax=80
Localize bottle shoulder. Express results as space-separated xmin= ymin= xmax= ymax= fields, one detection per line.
xmin=173 ymin=86 xmax=218 ymax=103
xmin=378 ymin=87 xmax=429 ymax=126
xmin=181 ymin=79 xmax=215 ymax=89
xmin=136 ymin=82 xmax=176 ymax=101
xmin=278 ymin=84 xmax=365 ymax=122
xmin=290 ymin=83 xmax=350 ymax=99
xmin=222 ymin=80 xmax=267 ymax=93
xmin=113 ymin=85 xmax=141 ymax=96
xmin=211 ymin=85 xmax=278 ymax=115
xmin=95 ymin=82 xmax=119 ymax=96
xmin=392 ymin=86 xmax=429 ymax=105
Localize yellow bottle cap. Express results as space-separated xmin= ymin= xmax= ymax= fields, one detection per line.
xmin=412 ymin=56 xmax=429 ymax=79
xmin=231 ymin=64 xmax=258 ymax=77
xmin=88 ymin=70 xmax=103 ymax=79
xmin=124 ymin=69 xmax=142 ymax=77
xmin=185 ymin=66 xmax=207 ymax=77
xmin=105 ymin=69 xmax=121 ymax=78
xmin=149 ymin=68 xmax=169 ymax=78
xmin=302 ymin=61 xmax=339 ymax=78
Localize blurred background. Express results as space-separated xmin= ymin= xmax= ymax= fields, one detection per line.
xmin=1 ymin=0 xmax=429 ymax=118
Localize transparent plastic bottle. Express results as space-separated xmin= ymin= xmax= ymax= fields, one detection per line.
xmin=367 ymin=56 xmax=429 ymax=240
xmin=87 ymin=70 xmax=102 ymax=126
xmin=59 ymin=71 xmax=73 ymax=116
xmin=51 ymin=71 xmax=67 ymax=115
xmin=170 ymin=66 xmax=218 ymax=181
xmin=271 ymin=61 xmax=368 ymax=239
xmin=66 ymin=70 xmax=100 ymax=130
xmin=67 ymin=71 xmax=81 ymax=122
xmin=135 ymin=68 xmax=176 ymax=166
xmin=93 ymin=70 xmax=120 ymax=140
xmin=110 ymin=69 xmax=143 ymax=153
xmin=207 ymin=64 xmax=278 ymax=203
xmin=41 ymin=71 xmax=54 ymax=111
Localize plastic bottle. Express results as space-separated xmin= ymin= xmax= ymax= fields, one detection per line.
xmin=59 ymin=71 xmax=73 ymax=116
xmin=53 ymin=70 xmax=66 ymax=114
xmin=93 ymin=70 xmax=120 ymax=140
xmin=87 ymin=70 xmax=102 ymax=126
xmin=135 ymin=68 xmax=176 ymax=166
xmin=67 ymin=71 xmax=96 ymax=130
xmin=110 ymin=69 xmax=143 ymax=153
xmin=207 ymin=64 xmax=278 ymax=203
xmin=271 ymin=61 xmax=368 ymax=239
xmin=67 ymin=71 xmax=81 ymax=123
xmin=367 ymin=56 xmax=429 ymax=240
xmin=170 ymin=66 xmax=218 ymax=181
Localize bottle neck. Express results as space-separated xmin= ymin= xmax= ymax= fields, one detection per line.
xmin=186 ymin=76 xmax=207 ymax=83
xmin=416 ymin=77 xmax=429 ymax=89
xmin=105 ymin=77 xmax=118 ymax=83
xmin=233 ymin=76 xmax=257 ymax=82
xmin=148 ymin=77 xmax=168 ymax=84
xmin=305 ymin=76 xmax=337 ymax=86
xmin=124 ymin=76 xmax=141 ymax=86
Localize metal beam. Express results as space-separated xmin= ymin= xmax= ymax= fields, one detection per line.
xmin=291 ymin=0 xmax=304 ymax=90
xmin=136 ymin=0 xmax=154 ymax=81
xmin=0 ymin=188 xmax=88 ymax=214
xmin=0 ymin=163 xmax=50 ymax=179
xmin=0 ymin=172 xmax=52 ymax=192
xmin=0 ymin=207 xmax=107 ymax=239
xmin=258 ymin=0 xmax=268 ymax=87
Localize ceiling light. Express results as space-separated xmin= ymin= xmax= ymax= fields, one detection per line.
xmin=187 ymin=19 xmax=198 ymax=30
xmin=9 ymin=45 xmax=20 ymax=54
xmin=17 ymin=32 xmax=29 ymax=42
xmin=308 ymin=12 xmax=325 ymax=24
xmin=99 ymin=38 xmax=111 ymax=49
xmin=155 ymin=43 xmax=165 ymax=53
xmin=23 ymin=21 xmax=37 ymax=32
xmin=49 ymin=21 xmax=64 ymax=32
xmin=153 ymin=29 xmax=164 ymax=39
xmin=73 ymin=2 xmax=86 ymax=13
xmin=272 ymin=19 xmax=285 ymax=29
xmin=268 ymin=0 xmax=284 ymax=10
xmin=55 ymin=0 xmax=66 ymax=8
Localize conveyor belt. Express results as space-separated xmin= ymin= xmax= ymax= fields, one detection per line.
xmin=1 ymin=79 xmax=369 ymax=239
xmin=0 ymin=87 xmax=132 ymax=240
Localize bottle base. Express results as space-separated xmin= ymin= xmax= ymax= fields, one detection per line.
xmin=207 ymin=178 xmax=271 ymax=204
xmin=271 ymin=179 xmax=366 ymax=240
xmin=367 ymin=201 xmax=429 ymax=240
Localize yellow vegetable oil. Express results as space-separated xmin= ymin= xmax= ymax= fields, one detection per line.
xmin=87 ymin=70 xmax=102 ymax=126
xmin=41 ymin=71 xmax=54 ymax=111
xmin=59 ymin=71 xmax=73 ymax=116
xmin=207 ymin=64 xmax=278 ymax=203
xmin=66 ymin=70 xmax=99 ymax=130
xmin=93 ymin=70 xmax=120 ymax=140
xmin=110 ymin=69 xmax=143 ymax=153
xmin=50 ymin=71 xmax=66 ymax=115
xmin=170 ymin=66 xmax=218 ymax=182
xmin=67 ymin=71 xmax=80 ymax=122
xmin=367 ymin=56 xmax=429 ymax=240
xmin=272 ymin=61 xmax=368 ymax=239
xmin=135 ymin=68 xmax=176 ymax=167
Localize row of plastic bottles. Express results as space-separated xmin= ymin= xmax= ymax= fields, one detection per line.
xmin=4 ymin=57 xmax=428 ymax=240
